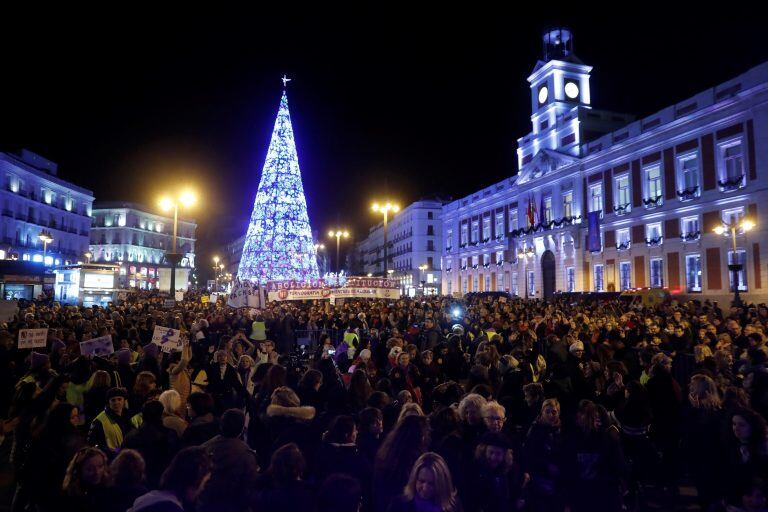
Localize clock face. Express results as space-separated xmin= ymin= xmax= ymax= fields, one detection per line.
xmin=538 ymin=86 xmax=548 ymax=104
xmin=565 ymin=81 xmax=580 ymax=99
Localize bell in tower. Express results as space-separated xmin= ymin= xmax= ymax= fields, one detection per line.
xmin=542 ymin=28 xmax=574 ymax=62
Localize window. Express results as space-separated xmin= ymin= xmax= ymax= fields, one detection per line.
xmin=508 ymin=210 xmax=518 ymax=232
xmin=461 ymin=257 xmax=467 ymax=269
xmin=483 ymin=254 xmax=490 ymax=266
xmin=496 ymin=250 xmax=504 ymax=264
xmin=650 ymin=258 xmax=664 ymax=288
xmin=686 ymin=254 xmax=702 ymax=292
xmin=645 ymin=165 xmax=663 ymax=205
xmin=462 ymin=278 xmax=468 ymax=294
xmin=543 ymin=196 xmax=552 ymax=223
xmin=447 ymin=280 xmax=452 ymax=295
xmin=473 ymin=275 xmax=479 ymax=292
xmin=495 ymin=213 xmax=504 ymax=238
xmin=617 ymin=228 xmax=630 ymax=250
xmin=589 ymin=184 xmax=603 ymax=213
xmin=646 ymin=223 xmax=663 ymax=245
xmin=472 ymin=255 xmax=479 ymax=267
xmin=594 ymin=264 xmax=604 ymax=291
xmin=619 ymin=261 xmax=632 ymax=291
xmin=511 ymin=272 xmax=519 ymax=296
xmin=427 ymin=225 xmax=434 ymax=236
xmin=485 ymin=275 xmax=490 ymax=292
xmin=678 ymin=153 xmax=700 ymax=198
xmin=615 ymin=175 xmax=631 ymax=213
xmin=527 ymin=271 xmax=535 ymax=296
xmin=427 ymin=240 xmax=434 ymax=251
xmin=428 ymin=211 xmax=433 ymax=219
xmin=497 ymin=272 xmax=505 ymax=291
xmin=471 ymin=221 xmax=479 ymax=243
xmin=482 ymin=218 xmax=491 ymax=241
xmin=446 ymin=229 xmax=453 ymax=250
xmin=566 ymin=267 xmax=575 ymax=292
xmin=728 ymin=250 xmax=747 ymax=292
xmin=562 ymin=191 xmax=573 ymax=218
xmin=461 ymin=225 xmax=468 ymax=245
xmin=681 ymin=216 xmax=700 ymax=241
xmin=720 ymin=140 xmax=745 ymax=188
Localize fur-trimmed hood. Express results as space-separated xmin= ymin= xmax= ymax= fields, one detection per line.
xmin=266 ymin=404 xmax=316 ymax=421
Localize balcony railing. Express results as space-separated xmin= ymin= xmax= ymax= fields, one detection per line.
xmin=616 ymin=241 xmax=630 ymax=251
xmin=681 ymin=231 xmax=701 ymax=242
xmin=719 ymin=174 xmax=745 ymax=192
xmin=645 ymin=236 xmax=664 ymax=247
xmin=643 ymin=195 xmax=663 ymax=209
xmin=614 ymin=203 xmax=631 ymax=216
xmin=677 ymin=185 xmax=699 ymax=201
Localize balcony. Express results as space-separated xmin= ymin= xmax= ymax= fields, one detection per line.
xmin=681 ymin=231 xmax=701 ymax=242
xmin=677 ymin=186 xmax=699 ymax=202
xmin=645 ymin=236 xmax=663 ymax=247
xmin=643 ymin=195 xmax=663 ymax=209
xmin=614 ymin=203 xmax=631 ymax=216
xmin=719 ymin=175 xmax=745 ymax=192
xmin=616 ymin=241 xmax=630 ymax=251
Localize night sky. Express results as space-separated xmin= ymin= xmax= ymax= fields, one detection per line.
xmin=2 ymin=10 xmax=766 ymax=279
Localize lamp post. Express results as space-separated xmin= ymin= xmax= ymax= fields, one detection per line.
xmin=327 ymin=230 xmax=349 ymax=273
xmin=314 ymin=243 xmax=326 ymax=274
xmin=713 ymin=217 xmax=755 ymax=307
xmin=84 ymin=251 xmax=92 ymax=264
xmin=38 ymin=229 xmax=53 ymax=267
xmin=518 ymin=247 xmax=535 ymax=299
xmin=212 ymin=256 xmax=220 ymax=291
xmin=135 ymin=272 xmax=143 ymax=290
xmin=159 ymin=190 xmax=197 ymax=294
xmin=372 ymin=202 xmax=399 ymax=275
xmin=418 ymin=264 xmax=428 ymax=296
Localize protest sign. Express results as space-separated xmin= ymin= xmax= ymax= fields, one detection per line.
xmin=18 ymin=328 xmax=48 ymax=349
xmin=227 ymin=279 xmax=266 ymax=308
xmin=79 ymin=335 xmax=115 ymax=357
xmin=0 ymin=300 xmax=18 ymax=322
xmin=163 ymin=299 xmax=176 ymax=309
xmin=175 ymin=291 xmax=184 ymax=302
xmin=201 ymin=295 xmax=210 ymax=304
xmin=151 ymin=326 xmax=182 ymax=353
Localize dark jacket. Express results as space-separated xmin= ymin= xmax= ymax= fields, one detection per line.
xmin=124 ymin=421 xmax=180 ymax=487
xmin=252 ymin=475 xmax=316 ymax=512
xmin=199 ymin=435 xmax=260 ymax=512
xmin=181 ymin=414 xmax=220 ymax=447
xmin=128 ymin=490 xmax=185 ymax=512
xmin=312 ymin=441 xmax=371 ymax=486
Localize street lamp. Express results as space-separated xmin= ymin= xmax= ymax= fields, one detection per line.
xmin=212 ymin=256 xmax=221 ymax=290
xmin=713 ymin=217 xmax=755 ymax=307
xmin=327 ymin=230 xmax=349 ymax=273
xmin=314 ymin=243 xmax=327 ymax=274
xmin=38 ymin=229 xmax=53 ymax=267
xmin=518 ymin=246 xmax=535 ymax=299
xmin=418 ymin=264 xmax=428 ymax=295
xmin=372 ymin=202 xmax=399 ymax=275
xmin=159 ymin=189 xmax=197 ymax=293
xmin=135 ymin=272 xmax=143 ymax=290
xmin=84 ymin=251 xmax=93 ymax=264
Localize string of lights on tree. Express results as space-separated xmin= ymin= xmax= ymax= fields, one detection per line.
xmin=237 ymin=85 xmax=320 ymax=284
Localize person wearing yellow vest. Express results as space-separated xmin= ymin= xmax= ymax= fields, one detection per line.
xmin=87 ymin=387 xmax=133 ymax=456
xmin=250 ymin=315 xmax=267 ymax=341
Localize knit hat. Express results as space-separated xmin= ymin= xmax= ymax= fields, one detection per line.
xmin=478 ymin=431 xmax=513 ymax=450
xmin=106 ymin=387 xmax=128 ymax=400
xmin=569 ymin=341 xmax=585 ymax=354
xmin=30 ymin=351 xmax=49 ymax=370
xmin=359 ymin=349 xmax=372 ymax=362
xmin=116 ymin=348 xmax=132 ymax=365
xmin=142 ymin=343 xmax=159 ymax=359
xmin=50 ymin=340 xmax=66 ymax=353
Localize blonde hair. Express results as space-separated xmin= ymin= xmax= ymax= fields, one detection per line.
xmin=689 ymin=374 xmax=722 ymax=410
xmin=694 ymin=344 xmax=713 ymax=363
xmin=397 ymin=402 xmax=424 ymax=423
xmin=458 ymin=393 xmax=486 ymax=422
xmin=481 ymin=401 xmax=505 ymax=419
xmin=271 ymin=386 xmax=300 ymax=407
xmin=159 ymin=390 xmax=182 ymax=415
xmin=402 ymin=452 xmax=459 ymax=511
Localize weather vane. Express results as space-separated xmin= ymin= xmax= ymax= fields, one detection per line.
xmin=281 ymin=75 xmax=292 ymax=88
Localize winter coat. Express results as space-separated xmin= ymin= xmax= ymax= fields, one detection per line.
xmin=265 ymin=404 xmax=318 ymax=461
xmin=200 ymin=435 xmax=260 ymax=512
xmin=128 ymin=490 xmax=185 ymax=512
xmin=124 ymin=422 xmax=180 ymax=488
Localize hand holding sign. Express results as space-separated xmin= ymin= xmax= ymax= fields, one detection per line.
xmin=151 ymin=326 xmax=182 ymax=353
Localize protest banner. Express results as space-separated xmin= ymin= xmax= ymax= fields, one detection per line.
xmin=18 ymin=328 xmax=48 ymax=349
xmin=151 ymin=326 xmax=183 ymax=353
xmin=266 ymin=276 xmax=400 ymax=301
xmin=163 ymin=299 xmax=176 ymax=308
xmin=79 ymin=335 xmax=115 ymax=357
xmin=175 ymin=291 xmax=185 ymax=302
xmin=0 ymin=300 xmax=18 ymax=322
xmin=227 ymin=279 xmax=266 ymax=308
xmin=201 ymin=295 xmax=210 ymax=304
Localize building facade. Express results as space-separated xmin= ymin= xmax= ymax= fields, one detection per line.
xmin=357 ymin=198 xmax=445 ymax=296
xmin=0 ymin=149 xmax=94 ymax=270
xmin=443 ymin=28 xmax=768 ymax=303
xmin=89 ymin=203 xmax=197 ymax=291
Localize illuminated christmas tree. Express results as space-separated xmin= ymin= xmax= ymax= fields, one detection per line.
xmin=237 ymin=83 xmax=319 ymax=284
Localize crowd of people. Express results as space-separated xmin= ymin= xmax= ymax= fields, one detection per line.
xmin=0 ymin=289 xmax=767 ymax=512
